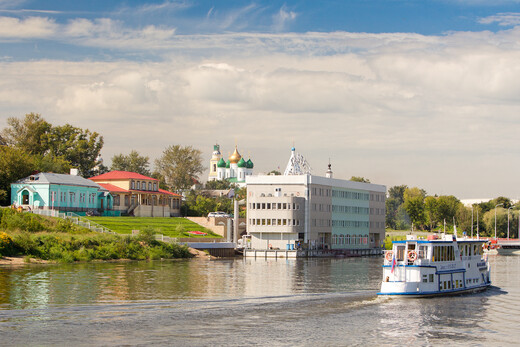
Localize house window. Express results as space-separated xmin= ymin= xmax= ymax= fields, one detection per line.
xmin=113 ymin=195 xmax=120 ymax=206
xmin=148 ymin=182 xmax=152 ymax=191
xmin=131 ymin=181 xmax=135 ymax=189
xmin=153 ymin=183 xmax=157 ymax=191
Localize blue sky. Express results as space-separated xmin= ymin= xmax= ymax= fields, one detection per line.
xmin=1 ymin=0 xmax=520 ymax=198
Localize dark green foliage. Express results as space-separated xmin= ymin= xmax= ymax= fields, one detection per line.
xmin=0 ymin=208 xmax=46 ymax=232
xmin=111 ymin=150 xmax=151 ymax=176
xmin=6 ymin=232 xmax=192 ymax=263
xmin=350 ymin=176 xmax=371 ymax=183
xmin=204 ymin=179 xmax=234 ymax=190
xmin=0 ymin=231 xmax=16 ymax=256
xmin=154 ymin=145 xmax=204 ymax=191
xmin=0 ymin=113 xmax=103 ymax=179
xmin=0 ymin=210 xmax=192 ymax=262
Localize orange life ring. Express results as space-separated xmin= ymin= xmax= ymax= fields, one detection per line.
xmin=408 ymin=250 xmax=418 ymax=262
xmin=385 ymin=251 xmax=393 ymax=262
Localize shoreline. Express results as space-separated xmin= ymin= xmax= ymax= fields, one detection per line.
xmin=0 ymin=247 xmax=212 ymax=266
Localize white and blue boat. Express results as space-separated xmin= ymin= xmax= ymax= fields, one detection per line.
xmin=378 ymin=233 xmax=491 ymax=297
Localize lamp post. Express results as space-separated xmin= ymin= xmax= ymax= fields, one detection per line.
xmin=495 ymin=203 xmax=504 ymax=240
xmin=508 ymin=206 xmax=514 ymax=240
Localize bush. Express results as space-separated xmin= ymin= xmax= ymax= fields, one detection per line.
xmin=2 ymin=228 xmax=193 ymax=262
xmin=0 ymin=231 xmax=16 ymax=256
xmin=0 ymin=209 xmax=45 ymax=232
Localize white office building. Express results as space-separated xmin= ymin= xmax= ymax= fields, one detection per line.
xmin=245 ymin=148 xmax=386 ymax=253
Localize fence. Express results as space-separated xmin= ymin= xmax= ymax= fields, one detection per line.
xmin=31 ymin=209 xmax=116 ymax=234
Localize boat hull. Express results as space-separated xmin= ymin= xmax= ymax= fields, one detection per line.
xmin=378 ymin=283 xmax=490 ymax=298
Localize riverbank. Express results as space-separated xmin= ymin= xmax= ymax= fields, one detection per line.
xmin=0 ymin=246 xmax=211 ymax=265
xmin=0 ymin=209 xmax=194 ymax=262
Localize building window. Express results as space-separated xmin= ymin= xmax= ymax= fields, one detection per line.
xmin=148 ymin=182 xmax=152 ymax=191
xmin=153 ymin=183 xmax=157 ymax=191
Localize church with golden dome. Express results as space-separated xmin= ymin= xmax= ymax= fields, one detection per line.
xmin=208 ymin=144 xmax=254 ymax=186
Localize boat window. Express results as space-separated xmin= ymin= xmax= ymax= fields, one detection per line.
xmin=419 ymin=246 xmax=427 ymax=258
xmin=396 ymin=246 xmax=405 ymax=261
xmin=422 ymin=275 xmax=428 ymax=283
xmin=429 ymin=274 xmax=434 ymax=282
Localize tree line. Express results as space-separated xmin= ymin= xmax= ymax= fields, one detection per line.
xmin=0 ymin=113 xmax=205 ymax=206
xmin=386 ymin=185 xmax=519 ymax=238
xmin=3 ymin=114 xmax=519 ymax=234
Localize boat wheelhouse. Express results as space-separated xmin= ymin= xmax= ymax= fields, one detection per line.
xmin=378 ymin=234 xmax=491 ymax=297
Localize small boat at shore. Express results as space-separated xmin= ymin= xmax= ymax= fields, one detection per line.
xmin=378 ymin=233 xmax=491 ymax=297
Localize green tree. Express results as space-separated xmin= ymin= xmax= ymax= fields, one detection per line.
xmin=491 ymin=197 xmax=512 ymax=209
xmin=155 ymin=145 xmax=204 ymax=191
xmin=0 ymin=113 xmax=51 ymax=155
xmin=388 ymin=185 xmax=407 ymax=205
xmin=267 ymin=170 xmax=281 ymax=175
xmin=385 ymin=197 xmax=400 ymax=229
xmin=205 ymin=179 xmax=234 ymax=190
xmin=385 ymin=185 xmax=408 ymax=230
xmin=44 ymin=124 xmax=103 ymax=177
xmin=0 ymin=146 xmax=37 ymax=205
xmin=424 ymin=196 xmax=439 ymax=231
xmin=403 ymin=187 xmax=426 ymax=229
xmin=111 ymin=150 xmax=151 ymax=176
xmin=395 ymin=205 xmax=411 ymax=230
xmin=2 ymin=114 xmax=104 ymax=177
xmin=483 ymin=208 xmax=509 ymax=238
xmin=33 ymin=153 xmax=71 ymax=174
xmin=436 ymin=195 xmax=460 ymax=226
xmin=455 ymin=204 xmax=474 ymax=236
xmin=350 ymin=176 xmax=371 ymax=183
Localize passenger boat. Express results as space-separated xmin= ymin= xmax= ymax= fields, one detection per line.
xmin=378 ymin=233 xmax=491 ymax=297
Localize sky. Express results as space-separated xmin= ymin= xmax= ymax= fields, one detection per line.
xmin=1 ymin=0 xmax=520 ymax=199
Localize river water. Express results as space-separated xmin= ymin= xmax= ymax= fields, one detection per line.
xmin=0 ymin=255 xmax=518 ymax=346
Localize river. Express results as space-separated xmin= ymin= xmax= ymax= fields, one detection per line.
xmin=0 ymin=255 xmax=518 ymax=346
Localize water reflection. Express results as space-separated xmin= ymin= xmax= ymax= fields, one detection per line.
xmin=0 ymin=256 xmax=518 ymax=346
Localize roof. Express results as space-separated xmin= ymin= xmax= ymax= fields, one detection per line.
xmin=97 ymin=183 xmax=181 ymax=197
xmin=13 ymin=172 xmax=102 ymax=188
xmin=217 ymin=158 xmax=226 ymax=168
xmin=89 ymin=171 xmax=157 ymax=181
xmin=237 ymin=158 xmax=247 ymax=168
xmin=97 ymin=183 xmax=130 ymax=193
xmin=159 ymin=189 xmax=182 ymax=197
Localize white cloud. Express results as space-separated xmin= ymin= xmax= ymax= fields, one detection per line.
xmin=272 ymin=5 xmax=297 ymax=32
xmin=0 ymin=16 xmax=57 ymax=38
xmin=2 ymin=28 xmax=520 ymax=197
xmin=0 ymin=16 xmax=175 ymax=47
xmin=479 ymin=12 xmax=520 ymax=26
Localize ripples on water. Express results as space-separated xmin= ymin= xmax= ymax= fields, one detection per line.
xmin=0 ymin=256 xmax=518 ymax=346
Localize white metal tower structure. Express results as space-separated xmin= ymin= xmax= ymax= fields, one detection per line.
xmin=283 ymin=147 xmax=312 ymax=176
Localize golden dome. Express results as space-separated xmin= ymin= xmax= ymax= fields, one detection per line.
xmin=229 ymin=146 xmax=242 ymax=164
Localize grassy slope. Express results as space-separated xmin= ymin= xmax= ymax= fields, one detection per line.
xmin=85 ymin=217 xmax=221 ymax=238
